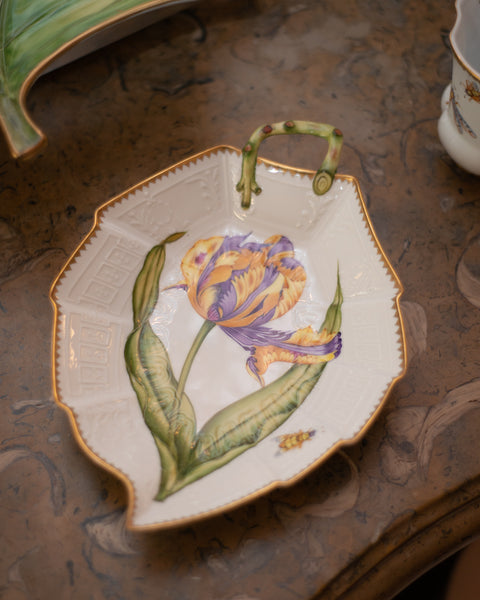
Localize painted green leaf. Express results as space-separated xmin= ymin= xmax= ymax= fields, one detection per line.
xmin=125 ymin=323 xmax=196 ymax=454
xmin=166 ymin=362 xmax=329 ymax=496
xmin=191 ymin=363 xmax=326 ymax=465
xmin=132 ymin=232 xmax=185 ymax=326
xmin=321 ymin=265 xmax=342 ymax=333
xmin=124 ymin=233 xmax=196 ymax=498
xmin=0 ymin=0 xmax=184 ymax=157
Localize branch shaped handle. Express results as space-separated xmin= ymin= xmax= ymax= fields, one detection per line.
xmin=236 ymin=120 xmax=343 ymax=209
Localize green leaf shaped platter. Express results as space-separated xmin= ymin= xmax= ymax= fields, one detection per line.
xmin=0 ymin=0 xmax=196 ymax=158
xmin=50 ymin=121 xmax=406 ymax=530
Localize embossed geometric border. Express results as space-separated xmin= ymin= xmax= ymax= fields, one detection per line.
xmin=50 ymin=146 xmax=407 ymax=530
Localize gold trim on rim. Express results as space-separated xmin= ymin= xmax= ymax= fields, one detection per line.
xmin=450 ymin=44 xmax=480 ymax=82
xmin=49 ymin=146 xmax=407 ymax=531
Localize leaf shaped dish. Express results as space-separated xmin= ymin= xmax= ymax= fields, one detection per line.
xmin=51 ymin=121 xmax=406 ymax=530
xmin=0 ymin=0 xmax=195 ymax=158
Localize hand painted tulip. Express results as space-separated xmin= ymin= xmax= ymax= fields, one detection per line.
xmin=174 ymin=233 xmax=342 ymax=385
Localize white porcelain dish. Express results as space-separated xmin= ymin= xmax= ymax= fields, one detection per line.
xmin=51 ymin=133 xmax=406 ymax=530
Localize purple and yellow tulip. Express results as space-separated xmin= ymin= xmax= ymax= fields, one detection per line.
xmin=173 ymin=233 xmax=342 ymax=385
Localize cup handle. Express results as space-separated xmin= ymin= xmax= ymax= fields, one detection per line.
xmin=236 ymin=120 xmax=343 ymax=209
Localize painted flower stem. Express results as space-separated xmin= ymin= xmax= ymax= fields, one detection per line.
xmin=176 ymin=319 xmax=216 ymax=402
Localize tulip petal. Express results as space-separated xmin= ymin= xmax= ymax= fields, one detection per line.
xmin=221 ymin=324 xmax=342 ymax=385
xmin=215 ymin=264 xmax=283 ymax=327
xmin=176 ymin=233 xmax=309 ymax=327
xmin=266 ymin=234 xmax=295 ymax=257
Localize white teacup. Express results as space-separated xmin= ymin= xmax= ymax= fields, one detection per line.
xmin=438 ymin=0 xmax=480 ymax=175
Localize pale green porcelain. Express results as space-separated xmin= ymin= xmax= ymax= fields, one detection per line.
xmin=0 ymin=0 xmax=192 ymax=158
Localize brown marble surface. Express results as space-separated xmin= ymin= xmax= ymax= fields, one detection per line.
xmin=2 ymin=1 xmax=480 ymax=598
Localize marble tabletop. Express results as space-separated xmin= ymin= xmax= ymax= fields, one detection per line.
xmin=2 ymin=1 xmax=480 ymax=598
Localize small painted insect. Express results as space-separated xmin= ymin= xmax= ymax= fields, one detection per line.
xmin=277 ymin=429 xmax=316 ymax=452
xmin=450 ymin=87 xmax=477 ymax=138
xmin=465 ymin=79 xmax=480 ymax=104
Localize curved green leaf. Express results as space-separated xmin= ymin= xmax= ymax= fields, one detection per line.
xmin=132 ymin=232 xmax=185 ymax=326
xmin=191 ymin=362 xmax=325 ymax=466
xmin=162 ymin=365 xmax=328 ymax=497
xmin=125 ymin=322 xmax=196 ymax=454
xmin=125 ymin=233 xmax=195 ymax=495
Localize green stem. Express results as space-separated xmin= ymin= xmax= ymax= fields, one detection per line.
xmin=176 ymin=320 xmax=216 ymax=401
xmin=236 ymin=120 xmax=343 ymax=209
